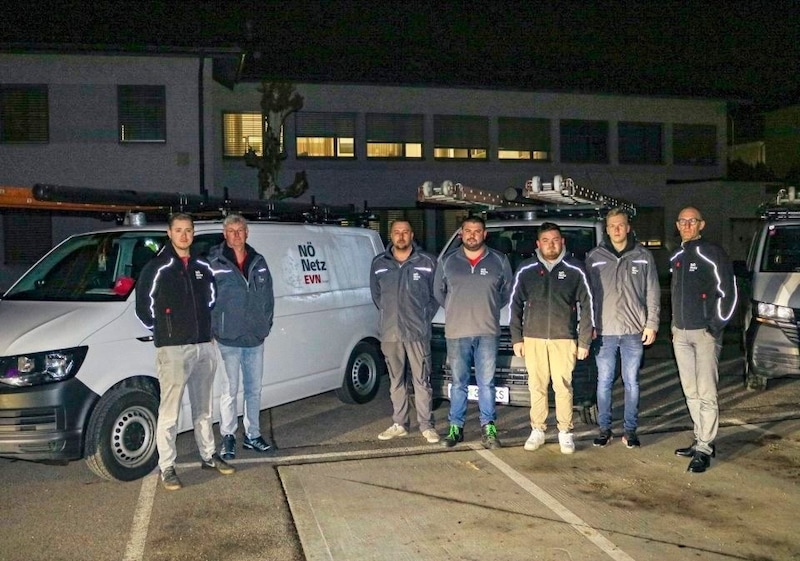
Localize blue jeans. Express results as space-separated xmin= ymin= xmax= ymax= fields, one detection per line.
xmin=218 ymin=342 xmax=265 ymax=439
xmin=595 ymin=334 xmax=643 ymax=433
xmin=446 ymin=335 xmax=498 ymax=427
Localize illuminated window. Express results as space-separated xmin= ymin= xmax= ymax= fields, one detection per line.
xmin=619 ymin=122 xmax=662 ymax=164
xmin=0 ymin=84 xmax=48 ymax=143
xmin=223 ymin=112 xmax=262 ymax=156
xmin=118 ymin=85 xmax=166 ymax=143
xmin=498 ymin=117 xmax=550 ymax=160
xmin=434 ymin=115 xmax=488 ymax=160
xmin=673 ymin=124 xmax=717 ymax=165
xmin=296 ymin=112 xmax=355 ymax=158
xmin=560 ymin=119 xmax=608 ymax=163
xmin=366 ymin=113 xmax=423 ymax=158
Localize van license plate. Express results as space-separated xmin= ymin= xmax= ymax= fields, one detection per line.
xmin=447 ymin=383 xmax=509 ymax=404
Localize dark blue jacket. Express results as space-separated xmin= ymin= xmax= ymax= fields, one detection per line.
xmin=208 ymin=242 xmax=274 ymax=347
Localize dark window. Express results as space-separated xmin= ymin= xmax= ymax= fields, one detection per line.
xmin=0 ymin=84 xmax=49 ymax=143
xmin=673 ymin=124 xmax=717 ymax=165
xmin=295 ymin=112 xmax=355 ymax=158
xmin=434 ymin=115 xmax=488 ymax=159
xmin=498 ymin=117 xmax=550 ymax=160
xmin=118 ymin=85 xmax=166 ymax=143
xmin=619 ymin=122 xmax=662 ymax=164
xmin=366 ymin=113 xmax=423 ymax=158
xmin=560 ymin=119 xmax=608 ymax=163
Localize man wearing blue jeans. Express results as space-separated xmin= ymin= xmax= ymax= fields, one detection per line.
xmin=209 ymin=214 xmax=275 ymax=459
xmin=434 ymin=216 xmax=513 ymax=449
xmin=586 ymin=208 xmax=660 ymax=449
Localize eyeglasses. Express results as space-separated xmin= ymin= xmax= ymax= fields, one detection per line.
xmin=677 ymin=218 xmax=701 ymax=226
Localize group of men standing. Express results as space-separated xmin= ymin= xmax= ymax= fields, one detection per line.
xmin=134 ymin=202 xmax=735 ymax=491
xmin=371 ymin=206 xmax=736 ymax=476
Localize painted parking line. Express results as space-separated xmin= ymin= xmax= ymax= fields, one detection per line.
xmin=471 ymin=444 xmax=637 ymax=561
xmin=123 ymin=472 xmax=159 ymax=561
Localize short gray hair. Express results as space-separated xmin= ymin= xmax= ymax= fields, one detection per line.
xmin=223 ymin=213 xmax=247 ymax=229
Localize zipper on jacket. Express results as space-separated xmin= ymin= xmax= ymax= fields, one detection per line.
xmin=165 ymin=308 xmax=173 ymax=338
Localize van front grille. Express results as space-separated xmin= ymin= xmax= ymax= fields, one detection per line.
xmin=0 ymin=408 xmax=58 ymax=432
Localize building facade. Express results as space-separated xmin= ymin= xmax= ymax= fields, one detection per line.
xmin=1 ymin=51 xmax=767 ymax=287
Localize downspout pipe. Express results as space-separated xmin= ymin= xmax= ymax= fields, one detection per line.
xmin=198 ymin=54 xmax=207 ymax=197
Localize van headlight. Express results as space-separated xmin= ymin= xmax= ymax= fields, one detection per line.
xmin=755 ymin=302 xmax=795 ymax=324
xmin=0 ymin=347 xmax=88 ymax=387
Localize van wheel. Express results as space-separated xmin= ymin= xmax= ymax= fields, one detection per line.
xmin=336 ymin=342 xmax=384 ymax=404
xmin=85 ymin=386 xmax=159 ymax=481
xmin=744 ymin=360 xmax=768 ymax=391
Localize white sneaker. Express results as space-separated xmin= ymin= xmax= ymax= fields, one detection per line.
xmin=558 ymin=431 xmax=575 ymax=454
xmin=378 ymin=423 xmax=408 ymax=440
xmin=524 ymin=428 xmax=546 ymax=451
xmin=422 ymin=429 xmax=440 ymax=444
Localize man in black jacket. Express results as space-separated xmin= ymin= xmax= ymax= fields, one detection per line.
xmin=370 ymin=220 xmax=440 ymax=443
xmin=135 ymin=213 xmax=235 ymax=491
xmin=670 ymin=207 xmax=737 ymax=473
xmin=510 ymin=222 xmax=594 ymax=455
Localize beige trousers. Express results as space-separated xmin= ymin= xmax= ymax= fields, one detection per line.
xmin=523 ymin=338 xmax=576 ymax=433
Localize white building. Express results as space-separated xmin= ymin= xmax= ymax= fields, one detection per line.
xmin=0 ymin=50 xmax=767 ymax=287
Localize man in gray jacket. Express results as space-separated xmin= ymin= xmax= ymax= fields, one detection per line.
xmin=209 ymin=214 xmax=275 ymax=460
xmin=585 ymin=208 xmax=660 ymax=449
xmin=434 ymin=216 xmax=513 ymax=449
xmin=370 ymin=220 xmax=440 ymax=443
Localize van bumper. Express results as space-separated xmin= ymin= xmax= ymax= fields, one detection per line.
xmin=745 ymin=318 xmax=800 ymax=378
xmin=0 ymin=378 xmax=98 ymax=461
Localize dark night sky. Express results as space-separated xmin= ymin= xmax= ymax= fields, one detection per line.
xmin=3 ymin=0 xmax=799 ymax=110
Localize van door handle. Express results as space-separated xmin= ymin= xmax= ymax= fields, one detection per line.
xmin=137 ymin=336 xmax=154 ymax=342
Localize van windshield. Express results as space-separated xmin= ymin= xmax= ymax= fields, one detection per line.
xmin=762 ymin=225 xmax=800 ymax=273
xmin=444 ymin=225 xmax=598 ymax=272
xmin=3 ymin=231 xmax=167 ymax=302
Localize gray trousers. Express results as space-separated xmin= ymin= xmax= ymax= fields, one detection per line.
xmin=381 ymin=340 xmax=435 ymax=432
xmin=672 ymin=327 xmax=721 ymax=455
xmin=155 ymin=342 xmax=218 ymax=471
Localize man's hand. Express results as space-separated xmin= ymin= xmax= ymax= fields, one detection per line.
xmin=513 ymin=342 xmax=525 ymax=358
xmin=642 ymin=328 xmax=657 ymax=346
xmin=577 ymin=346 xmax=589 ymax=360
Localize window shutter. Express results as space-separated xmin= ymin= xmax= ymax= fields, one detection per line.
xmin=498 ymin=117 xmax=550 ymax=151
xmin=366 ymin=113 xmax=423 ymax=142
xmin=118 ymin=85 xmax=166 ymax=142
xmin=296 ymin=112 xmax=355 ymax=137
xmin=434 ymin=115 xmax=489 ymax=147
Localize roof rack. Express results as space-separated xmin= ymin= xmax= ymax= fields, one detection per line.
xmin=758 ymin=186 xmax=800 ymax=220
xmin=417 ymin=176 xmax=636 ymax=216
xmin=0 ymin=184 xmax=375 ymax=227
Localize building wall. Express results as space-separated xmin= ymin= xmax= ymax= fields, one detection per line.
xmin=211 ymin=81 xmax=728 ymax=208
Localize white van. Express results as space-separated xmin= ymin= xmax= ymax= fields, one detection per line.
xmin=0 ymin=220 xmax=385 ymax=480
xmin=737 ymin=192 xmax=800 ymax=390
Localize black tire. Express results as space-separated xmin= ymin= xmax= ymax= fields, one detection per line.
xmin=578 ymin=403 xmax=599 ymax=426
xmin=335 ymin=341 xmax=384 ymax=404
xmin=744 ymin=360 xmax=768 ymax=391
xmin=85 ymin=386 xmax=159 ymax=481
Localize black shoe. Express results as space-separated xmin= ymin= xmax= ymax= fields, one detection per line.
xmin=441 ymin=425 xmax=463 ymax=448
xmin=220 ymin=434 xmax=236 ymax=460
xmin=481 ymin=422 xmax=501 ymax=450
xmin=687 ymin=451 xmax=711 ymax=473
xmin=160 ymin=466 xmax=183 ymax=491
xmin=201 ymin=453 xmax=236 ymax=475
xmin=675 ymin=442 xmax=716 ymax=458
xmin=593 ymin=429 xmax=613 ymax=447
xmin=243 ymin=435 xmax=272 ymax=453
xmin=622 ymin=431 xmax=640 ymax=449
